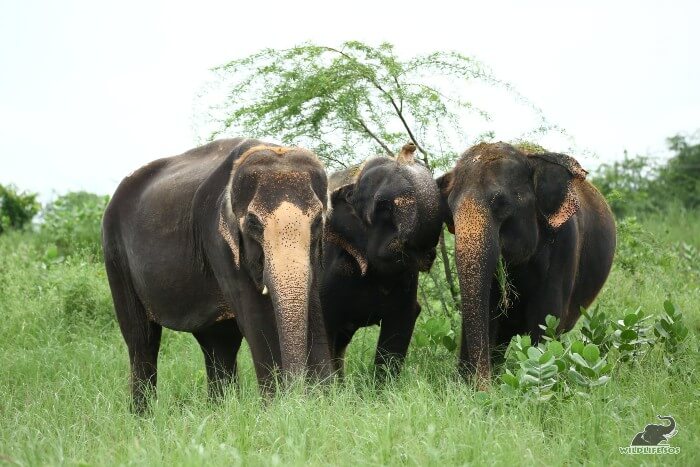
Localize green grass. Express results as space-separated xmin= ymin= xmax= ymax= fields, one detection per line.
xmin=1 ymin=211 xmax=699 ymax=466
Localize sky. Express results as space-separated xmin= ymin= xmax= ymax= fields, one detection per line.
xmin=1 ymin=0 xmax=698 ymax=201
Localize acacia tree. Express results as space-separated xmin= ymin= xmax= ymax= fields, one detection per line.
xmin=201 ymin=41 xmax=553 ymax=311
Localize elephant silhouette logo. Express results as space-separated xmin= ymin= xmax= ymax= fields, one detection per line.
xmin=620 ymin=415 xmax=680 ymax=455
xmin=631 ymin=415 xmax=677 ymax=446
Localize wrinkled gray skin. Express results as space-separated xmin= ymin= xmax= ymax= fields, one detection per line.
xmin=321 ymin=149 xmax=443 ymax=378
xmin=102 ymin=138 xmax=332 ymax=412
xmin=631 ymin=416 xmax=677 ymax=446
xmin=438 ymin=142 xmax=616 ymax=387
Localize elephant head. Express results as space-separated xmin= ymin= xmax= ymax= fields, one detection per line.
xmin=219 ymin=145 xmax=327 ymax=375
xmin=631 ymin=416 xmax=677 ymax=446
xmin=326 ymin=143 xmax=443 ymax=275
xmin=436 ymin=142 xmax=587 ymax=383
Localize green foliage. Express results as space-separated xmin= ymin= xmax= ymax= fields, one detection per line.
xmin=40 ymin=191 xmax=109 ymax=259
xmin=413 ymin=314 xmax=457 ymax=352
xmin=502 ymin=300 xmax=691 ymax=400
xmin=0 ymin=183 xmax=39 ymax=234
xmin=0 ymin=202 xmax=699 ymax=465
xmin=60 ymin=266 xmax=115 ymax=329
xmin=610 ymin=307 xmax=655 ymax=363
xmin=655 ymin=301 xmax=690 ymax=357
xmin=590 ymin=152 xmax=658 ymax=217
xmin=614 ymin=216 xmax=668 ymax=275
xmin=501 ymin=332 xmax=612 ymax=401
xmin=658 ymin=134 xmax=700 ymax=209
xmin=204 ymin=41 xmax=551 ymax=171
xmin=591 ymin=132 xmax=700 ymax=217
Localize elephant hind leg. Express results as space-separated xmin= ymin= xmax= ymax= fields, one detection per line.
xmin=106 ymin=255 xmax=162 ymax=414
xmin=194 ymin=319 xmax=243 ymax=400
xmin=126 ymin=320 xmax=162 ymax=414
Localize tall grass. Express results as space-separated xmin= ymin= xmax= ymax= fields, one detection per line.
xmin=1 ymin=210 xmax=698 ymax=465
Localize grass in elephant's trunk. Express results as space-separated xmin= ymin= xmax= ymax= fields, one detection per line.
xmin=495 ymin=257 xmax=519 ymax=316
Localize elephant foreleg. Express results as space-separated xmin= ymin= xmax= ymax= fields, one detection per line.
xmin=331 ymin=326 xmax=356 ymax=378
xmin=374 ymin=302 xmax=420 ymax=380
xmin=235 ymin=293 xmax=283 ymax=396
xmin=307 ymin=298 xmax=334 ymax=381
xmin=194 ymin=319 xmax=243 ymax=400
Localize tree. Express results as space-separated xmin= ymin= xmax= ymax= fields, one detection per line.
xmin=0 ymin=184 xmax=39 ymax=234
xmin=658 ymin=133 xmax=700 ymax=209
xmin=200 ymin=41 xmax=555 ymax=311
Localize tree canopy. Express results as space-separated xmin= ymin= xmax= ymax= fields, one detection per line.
xmin=201 ymin=41 xmax=554 ymax=171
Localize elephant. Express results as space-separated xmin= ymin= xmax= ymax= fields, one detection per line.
xmin=102 ymin=138 xmax=332 ymax=412
xmin=436 ymin=142 xmax=616 ymax=385
xmin=631 ymin=416 xmax=677 ymax=445
xmin=321 ymin=143 xmax=443 ymax=378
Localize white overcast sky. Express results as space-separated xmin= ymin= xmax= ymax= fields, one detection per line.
xmin=1 ymin=0 xmax=698 ymax=200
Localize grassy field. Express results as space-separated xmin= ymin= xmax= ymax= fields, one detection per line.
xmin=1 ymin=210 xmax=698 ymax=466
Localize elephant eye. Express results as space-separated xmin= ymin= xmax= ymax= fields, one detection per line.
xmin=372 ymin=199 xmax=394 ymax=224
xmin=490 ymin=192 xmax=512 ymax=217
xmin=376 ymin=199 xmax=393 ymax=214
xmin=311 ymin=213 xmax=323 ymax=233
xmin=244 ymin=212 xmax=264 ymax=238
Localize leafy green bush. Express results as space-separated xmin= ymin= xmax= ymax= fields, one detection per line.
xmin=60 ymin=264 xmax=114 ymax=329
xmin=591 ymin=132 xmax=700 ymax=217
xmin=614 ymin=216 xmax=670 ymax=275
xmin=657 ymin=134 xmax=700 ymax=209
xmin=0 ymin=184 xmax=39 ymax=234
xmin=40 ymin=191 xmax=109 ymax=259
xmin=500 ymin=301 xmax=690 ymax=400
xmin=413 ymin=314 xmax=458 ymax=352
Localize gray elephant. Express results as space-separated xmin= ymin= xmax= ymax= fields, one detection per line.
xmin=321 ymin=143 xmax=443 ymax=378
xmin=631 ymin=416 xmax=677 ymax=446
xmin=102 ymin=138 xmax=332 ymax=412
xmin=437 ymin=142 xmax=616 ymax=385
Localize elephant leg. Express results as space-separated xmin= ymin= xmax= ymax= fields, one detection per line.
xmin=234 ymin=296 xmax=283 ymax=396
xmin=125 ymin=320 xmax=162 ymax=414
xmin=374 ymin=302 xmax=420 ymax=380
xmin=109 ymin=267 xmax=162 ymax=414
xmin=526 ymin=285 xmax=567 ymax=343
xmin=306 ymin=297 xmax=334 ymax=381
xmin=194 ymin=319 xmax=243 ymax=400
xmin=331 ymin=325 xmax=357 ymax=378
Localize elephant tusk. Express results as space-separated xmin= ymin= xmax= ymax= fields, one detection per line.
xmin=262 ymin=285 xmax=269 ymax=295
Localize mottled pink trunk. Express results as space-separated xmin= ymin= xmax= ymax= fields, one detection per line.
xmin=262 ymin=201 xmax=314 ymax=376
xmin=453 ymin=198 xmax=499 ymax=387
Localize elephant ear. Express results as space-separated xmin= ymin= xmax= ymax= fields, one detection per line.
xmin=325 ymin=183 xmax=368 ymax=276
xmin=436 ymin=171 xmax=455 ymax=234
xmin=217 ymin=195 xmax=242 ymax=269
xmin=528 ymin=152 xmax=587 ymax=229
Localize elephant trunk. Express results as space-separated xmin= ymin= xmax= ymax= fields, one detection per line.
xmin=658 ymin=416 xmax=676 ymax=435
xmin=453 ymin=197 xmax=499 ymax=387
xmin=262 ymin=202 xmax=314 ymax=376
xmin=270 ymin=281 xmax=310 ymax=375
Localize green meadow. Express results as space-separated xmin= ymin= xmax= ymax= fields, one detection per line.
xmin=1 ymin=207 xmax=698 ymax=466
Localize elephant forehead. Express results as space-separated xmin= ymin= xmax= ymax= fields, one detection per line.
xmin=250 ymin=195 xmax=322 ymax=219
xmin=259 ymin=201 xmax=317 ymax=238
xmin=393 ymin=195 xmax=415 ymax=207
xmin=262 ymin=201 xmax=313 ymax=286
xmin=401 ymin=166 xmax=440 ymax=208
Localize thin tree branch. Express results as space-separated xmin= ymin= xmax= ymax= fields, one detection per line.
xmin=354 ymin=117 xmax=395 ymax=157
xmin=438 ymin=231 xmax=460 ymax=309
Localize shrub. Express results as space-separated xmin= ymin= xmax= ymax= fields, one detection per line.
xmin=60 ymin=266 xmax=114 ymax=329
xmin=41 ymin=191 xmax=109 ymax=259
xmin=500 ymin=302 xmax=690 ymax=400
xmin=0 ymin=184 xmax=39 ymax=234
xmin=591 ymin=132 xmax=700 ymax=217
